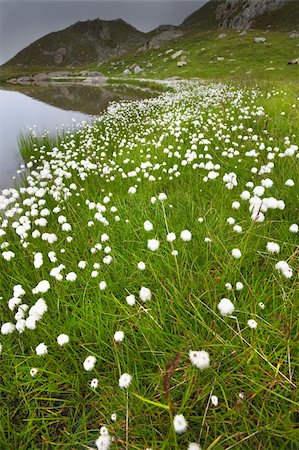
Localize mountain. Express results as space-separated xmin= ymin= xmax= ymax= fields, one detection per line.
xmin=182 ymin=0 xmax=299 ymax=30
xmin=2 ymin=1 xmax=298 ymax=69
xmin=3 ymin=18 xmax=147 ymax=68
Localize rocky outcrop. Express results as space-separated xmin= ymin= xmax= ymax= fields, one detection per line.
xmin=216 ymin=0 xmax=289 ymax=29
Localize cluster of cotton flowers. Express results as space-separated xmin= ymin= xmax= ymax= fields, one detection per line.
xmin=266 ymin=242 xmax=280 ymax=254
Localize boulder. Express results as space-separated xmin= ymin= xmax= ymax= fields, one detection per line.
xmin=254 ymin=37 xmax=266 ymax=43
xmin=123 ymin=69 xmax=131 ymax=75
xmin=288 ymin=58 xmax=299 ymax=64
xmin=172 ymin=50 xmax=184 ymax=60
xmin=177 ymin=60 xmax=187 ymax=67
xmin=289 ymin=32 xmax=299 ymax=39
xmin=133 ymin=65 xmax=143 ymax=74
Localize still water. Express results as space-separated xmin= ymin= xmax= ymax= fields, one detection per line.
xmin=0 ymin=83 xmax=153 ymax=190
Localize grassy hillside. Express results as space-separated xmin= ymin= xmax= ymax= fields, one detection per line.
xmin=0 ymin=78 xmax=298 ymax=449
xmin=99 ymin=29 xmax=299 ymax=85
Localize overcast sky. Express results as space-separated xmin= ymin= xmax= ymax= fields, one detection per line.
xmin=0 ymin=0 xmax=207 ymax=64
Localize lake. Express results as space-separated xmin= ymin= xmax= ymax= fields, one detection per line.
xmin=0 ymin=83 xmax=154 ymax=190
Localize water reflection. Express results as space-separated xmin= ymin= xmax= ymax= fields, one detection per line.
xmin=0 ymin=83 xmax=154 ymax=190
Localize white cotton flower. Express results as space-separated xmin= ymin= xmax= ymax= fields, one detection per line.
xmin=240 ymin=190 xmax=250 ymax=201
xmin=90 ymin=378 xmax=99 ymax=389
xmin=101 ymin=233 xmax=109 ymax=242
xmin=83 ymin=355 xmax=97 ymax=371
xmin=167 ymin=232 xmax=176 ymax=242
xmin=188 ymin=444 xmax=201 ymax=450
xmin=34 ymin=252 xmax=43 ymax=269
xmin=189 ymin=350 xmax=210 ymax=370
xmin=36 ymin=342 xmax=48 ymax=356
xmin=111 ymin=413 xmax=117 ymax=422
xmin=231 ymin=248 xmax=242 ymax=259
xmin=95 ymin=434 xmax=111 ymax=450
xmin=114 ymin=331 xmax=124 ymax=342
xmin=126 ymin=294 xmax=136 ymax=306
xmin=151 ymin=196 xmax=156 ymax=204
xmin=225 ymin=282 xmax=233 ymax=291
xmin=128 ymin=186 xmax=136 ymax=194
xmin=217 ymin=298 xmax=235 ymax=316
xmin=57 ymin=334 xmax=69 ymax=346
xmin=173 ymin=414 xmax=188 ymax=434
xmin=233 ymin=225 xmax=243 ymax=233
xmin=180 ymin=230 xmax=192 ymax=241
xmin=99 ymin=281 xmax=107 ymax=291
xmin=285 ymin=179 xmax=294 ymax=186
xmin=1 ymin=322 xmax=15 ymax=335
xmin=119 ymin=373 xmax=132 ymax=388
xmin=171 ymin=250 xmax=178 ymax=256
xmin=32 ymin=280 xmax=50 ymax=294
xmin=137 ymin=261 xmax=146 ymax=270
xmin=147 ymin=239 xmax=160 ymax=251
xmin=2 ymin=251 xmax=15 ymax=261
xmin=248 ymin=319 xmax=258 ymax=329
xmin=66 ymin=272 xmax=77 ymax=281
xmin=91 ymin=271 xmax=99 ymax=278
xmin=211 ymin=395 xmax=219 ymax=407
xmin=236 ymin=282 xmax=244 ymax=291
xmin=29 ymin=298 xmax=47 ymax=319
xmin=289 ymin=224 xmax=298 ymax=233
xmin=78 ymin=260 xmax=87 ymax=269
xmin=204 ymin=237 xmax=212 ymax=243
xmin=266 ymin=242 xmax=280 ymax=254
xmin=103 ymin=255 xmax=113 ymax=265
xmin=275 ymin=260 xmax=293 ymax=278
xmin=13 ymin=285 xmax=25 ymax=297
xmin=139 ymin=286 xmax=151 ymax=302
xmin=198 ymin=217 xmax=204 ymax=223
xmin=30 ymin=368 xmax=38 ymax=377
xmin=227 ymin=217 xmax=235 ymax=225
xmin=144 ymin=220 xmax=153 ymax=232
xmin=232 ymin=201 xmax=240 ymax=210
xmin=258 ymin=302 xmax=265 ymax=309
xmin=158 ymin=193 xmax=167 ymax=201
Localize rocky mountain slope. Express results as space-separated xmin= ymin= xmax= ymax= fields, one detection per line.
xmin=2 ymin=0 xmax=298 ymax=69
xmin=182 ymin=0 xmax=299 ymax=30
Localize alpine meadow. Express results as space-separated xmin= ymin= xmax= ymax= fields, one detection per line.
xmin=0 ymin=1 xmax=298 ymax=449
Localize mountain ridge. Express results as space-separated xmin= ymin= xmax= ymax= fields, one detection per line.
xmin=2 ymin=0 xmax=298 ymax=69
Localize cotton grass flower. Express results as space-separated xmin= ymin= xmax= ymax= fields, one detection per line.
xmin=217 ymin=298 xmax=235 ymax=316
xmin=32 ymin=280 xmax=50 ymax=294
xmin=90 ymin=378 xmax=99 ymax=389
xmin=126 ymin=294 xmax=136 ymax=306
xmin=36 ymin=342 xmax=48 ymax=356
xmin=1 ymin=322 xmax=15 ymax=335
xmin=236 ymin=282 xmax=244 ymax=291
xmin=114 ymin=331 xmax=124 ymax=342
xmin=173 ymin=414 xmax=188 ymax=434
xmin=180 ymin=229 xmax=192 ymax=241
xmin=95 ymin=434 xmax=111 ymax=450
xmin=143 ymin=220 xmax=153 ymax=231
xmin=83 ymin=355 xmax=97 ymax=371
xmin=139 ymin=286 xmax=151 ymax=302
xmin=99 ymin=281 xmax=107 ymax=290
xmin=289 ymin=224 xmax=298 ymax=233
xmin=137 ymin=261 xmax=146 ymax=270
xmin=147 ymin=239 xmax=160 ymax=251
xmin=247 ymin=319 xmax=258 ymax=329
xmin=167 ymin=232 xmax=176 ymax=242
xmin=30 ymin=368 xmax=38 ymax=377
xmin=66 ymin=272 xmax=77 ymax=281
xmin=231 ymin=248 xmax=242 ymax=259
xmin=189 ymin=350 xmax=210 ymax=369
xmin=118 ymin=373 xmax=132 ymax=388
xmin=57 ymin=334 xmax=69 ymax=346
xmin=266 ymin=242 xmax=280 ymax=253
xmin=188 ymin=444 xmax=201 ymax=450
xmin=211 ymin=395 xmax=219 ymax=406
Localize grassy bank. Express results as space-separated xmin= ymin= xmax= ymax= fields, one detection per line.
xmin=0 ymin=79 xmax=298 ymax=449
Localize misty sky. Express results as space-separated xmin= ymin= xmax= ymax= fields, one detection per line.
xmin=0 ymin=0 xmax=208 ymax=64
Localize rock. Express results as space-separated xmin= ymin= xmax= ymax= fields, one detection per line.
xmin=289 ymin=32 xmax=299 ymax=39
xmin=288 ymin=58 xmax=299 ymax=64
xmin=87 ymin=71 xmax=103 ymax=77
xmin=218 ymin=33 xmax=227 ymax=39
xmin=254 ymin=37 xmax=266 ymax=43
xmin=239 ymin=31 xmax=248 ymax=36
xmin=217 ymin=57 xmax=224 ymax=61
xmin=7 ymin=78 xmax=18 ymax=84
xmin=146 ymin=62 xmax=153 ymax=68
xmin=172 ymin=50 xmax=184 ymax=60
xmin=177 ymin=60 xmax=187 ymax=67
xmin=133 ymin=65 xmax=143 ymax=74
xmin=123 ymin=69 xmax=131 ymax=75
xmin=33 ymin=73 xmax=49 ymax=82
xmin=148 ymin=28 xmax=185 ymax=49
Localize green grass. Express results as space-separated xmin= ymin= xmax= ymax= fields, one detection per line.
xmin=0 ymin=79 xmax=298 ymax=449
xmin=98 ymin=29 xmax=299 ymax=84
